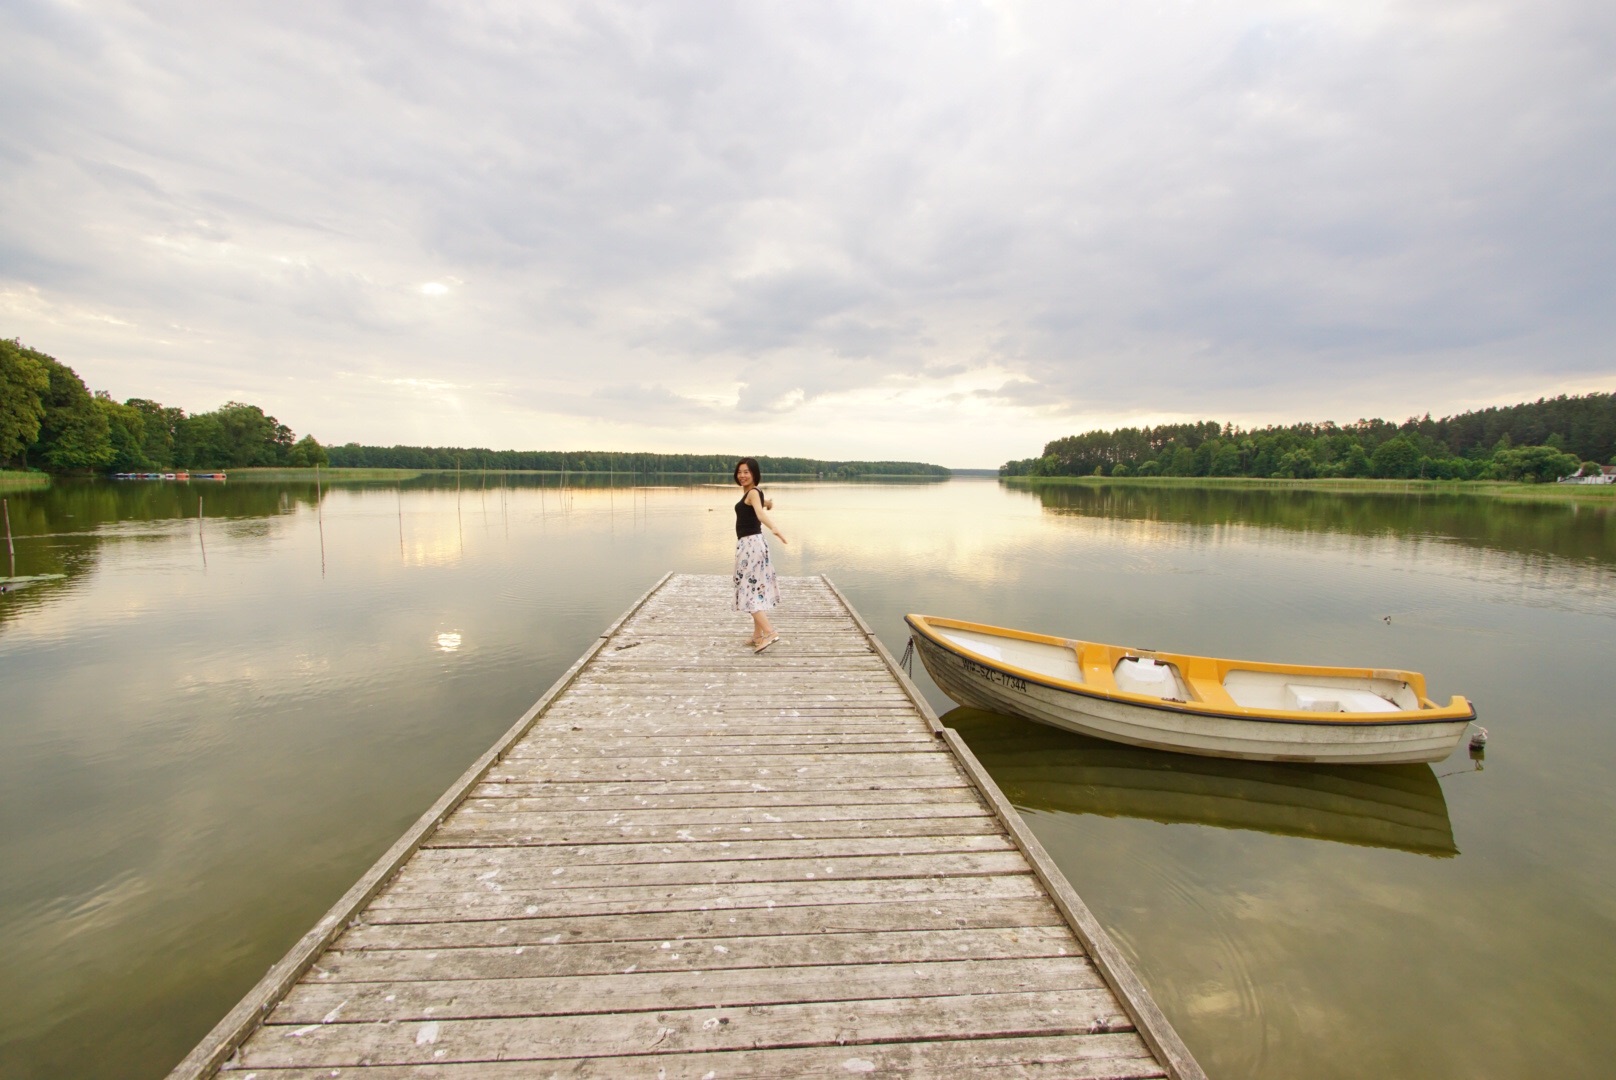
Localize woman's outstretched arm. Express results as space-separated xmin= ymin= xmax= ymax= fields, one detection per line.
xmin=747 ymin=489 xmax=787 ymax=544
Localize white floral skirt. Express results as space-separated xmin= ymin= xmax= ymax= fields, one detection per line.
xmin=733 ymin=534 xmax=780 ymax=612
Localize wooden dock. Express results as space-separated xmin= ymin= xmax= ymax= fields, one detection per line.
xmin=173 ymin=573 xmax=1204 ymax=1079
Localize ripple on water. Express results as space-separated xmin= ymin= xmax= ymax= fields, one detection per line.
xmin=1019 ymin=808 xmax=1271 ymax=1072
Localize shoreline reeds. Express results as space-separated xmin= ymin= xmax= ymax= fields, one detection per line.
xmin=0 ymin=471 xmax=50 ymax=494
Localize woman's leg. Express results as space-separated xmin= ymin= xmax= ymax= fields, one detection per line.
xmin=752 ymin=609 xmax=774 ymax=641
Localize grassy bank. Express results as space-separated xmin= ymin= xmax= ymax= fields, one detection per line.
xmin=0 ymin=471 xmax=50 ymax=493
xmin=1002 ymin=474 xmax=1616 ymax=503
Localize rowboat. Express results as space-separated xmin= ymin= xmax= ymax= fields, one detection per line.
xmin=905 ymin=615 xmax=1476 ymax=764
xmin=944 ymin=707 xmax=1458 ymax=855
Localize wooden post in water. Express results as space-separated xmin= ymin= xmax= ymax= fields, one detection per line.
xmin=315 ymin=465 xmax=326 ymax=577
xmin=198 ymin=496 xmax=207 ymax=568
xmin=3 ymin=497 xmax=14 ymax=579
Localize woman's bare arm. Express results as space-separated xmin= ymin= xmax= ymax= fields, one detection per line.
xmin=747 ymin=489 xmax=787 ymax=544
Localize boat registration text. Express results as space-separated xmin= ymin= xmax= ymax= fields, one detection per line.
xmin=963 ymin=657 xmax=1028 ymax=693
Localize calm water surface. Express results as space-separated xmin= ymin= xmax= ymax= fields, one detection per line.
xmin=2 ymin=476 xmax=1613 ymax=1078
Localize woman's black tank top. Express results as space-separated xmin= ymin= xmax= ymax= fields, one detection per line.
xmin=735 ymin=488 xmax=764 ymax=538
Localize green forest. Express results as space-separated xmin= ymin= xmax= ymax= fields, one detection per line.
xmin=326 ymin=443 xmax=948 ymax=478
xmin=1001 ymin=393 xmax=1616 ymax=483
xmin=1 ymin=338 xmax=328 ymax=472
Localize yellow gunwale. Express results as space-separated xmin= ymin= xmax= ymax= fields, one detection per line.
xmin=905 ymin=614 xmax=1474 ymax=727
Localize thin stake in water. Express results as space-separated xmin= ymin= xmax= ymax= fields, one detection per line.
xmin=198 ymin=496 xmax=207 ymax=568
xmin=315 ymin=464 xmax=326 ymax=577
xmin=3 ymin=497 xmax=14 ymax=579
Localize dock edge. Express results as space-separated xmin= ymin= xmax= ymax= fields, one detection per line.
xmin=821 ymin=574 xmax=1208 ymax=1080
xmin=164 ymin=572 xmax=674 ymax=1080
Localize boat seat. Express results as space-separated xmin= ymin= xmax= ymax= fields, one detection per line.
xmin=1187 ymin=677 xmax=1240 ymax=710
xmin=1179 ymin=657 xmax=1239 ymax=710
xmin=1078 ymin=646 xmax=1117 ymax=691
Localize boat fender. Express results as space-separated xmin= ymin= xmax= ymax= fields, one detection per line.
xmin=1469 ymin=725 xmax=1489 ymax=751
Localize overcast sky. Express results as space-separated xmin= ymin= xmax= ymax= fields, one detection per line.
xmin=3 ymin=1 xmax=1612 ymax=467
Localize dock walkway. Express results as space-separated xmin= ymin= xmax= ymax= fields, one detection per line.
xmin=175 ymin=573 xmax=1203 ymax=1079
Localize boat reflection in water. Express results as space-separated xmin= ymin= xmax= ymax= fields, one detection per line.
xmin=946 ymin=707 xmax=1458 ymax=857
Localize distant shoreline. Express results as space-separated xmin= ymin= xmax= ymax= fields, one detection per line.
xmin=6 ymin=467 xmax=963 ymax=485
xmin=1002 ymin=474 xmax=1616 ymax=502
xmin=224 ymin=467 xmax=958 ymax=482
xmin=11 ymin=470 xmax=1611 ymax=501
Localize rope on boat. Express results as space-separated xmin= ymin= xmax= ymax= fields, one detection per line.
xmin=899 ymin=636 xmax=915 ymax=677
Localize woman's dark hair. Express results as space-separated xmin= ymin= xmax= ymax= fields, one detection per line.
xmin=733 ymin=457 xmax=762 ymax=486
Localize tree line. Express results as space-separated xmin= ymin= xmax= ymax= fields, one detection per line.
xmin=328 ymin=443 xmax=950 ymax=478
xmin=3 ymin=336 xmax=948 ymax=478
xmin=2 ymin=338 xmax=327 ymax=472
xmin=1001 ymin=393 xmax=1616 ymax=483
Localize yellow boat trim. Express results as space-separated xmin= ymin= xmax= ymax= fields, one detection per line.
xmin=906 ymin=614 xmax=1474 ymax=726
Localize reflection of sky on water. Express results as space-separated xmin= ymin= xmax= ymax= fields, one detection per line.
xmin=1 ymin=477 xmax=1614 ymax=1079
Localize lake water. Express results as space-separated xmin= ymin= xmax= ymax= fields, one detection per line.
xmin=2 ymin=476 xmax=1613 ymax=1078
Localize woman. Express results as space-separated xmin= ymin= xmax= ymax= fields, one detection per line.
xmin=732 ymin=457 xmax=787 ymax=652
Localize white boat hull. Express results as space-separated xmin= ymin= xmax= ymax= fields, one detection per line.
xmin=913 ymin=632 xmax=1471 ymax=765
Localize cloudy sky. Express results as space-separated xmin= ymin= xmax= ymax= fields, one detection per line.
xmin=3 ymin=1 xmax=1612 ymax=467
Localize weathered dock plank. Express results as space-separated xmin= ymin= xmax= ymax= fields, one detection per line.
xmin=363 ymin=873 xmax=1051 ymax=921
xmin=232 ymin=1034 xmax=1169 ymax=1079
xmin=272 ymin=955 xmax=1106 ymax=1022
xmin=335 ymin=896 xmax=1069 ymax=951
xmin=239 ymin=990 xmax=1137 ymax=1069
xmin=171 ymin=573 xmax=1203 ymax=1080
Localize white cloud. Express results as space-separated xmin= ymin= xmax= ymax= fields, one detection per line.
xmin=1 ymin=0 xmax=1612 ymax=467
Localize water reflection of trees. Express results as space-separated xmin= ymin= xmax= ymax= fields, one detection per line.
xmin=1020 ymin=483 xmax=1616 ymax=567
xmin=0 ymin=481 xmax=321 ymax=627
xmin=0 ymin=473 xmax=773 ymax=622
xmin=332 ymin=472 xmax=726 ymax=492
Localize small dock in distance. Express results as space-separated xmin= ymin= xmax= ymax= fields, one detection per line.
xmin=173 ymin=573 xmax=1204 ymax=1079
